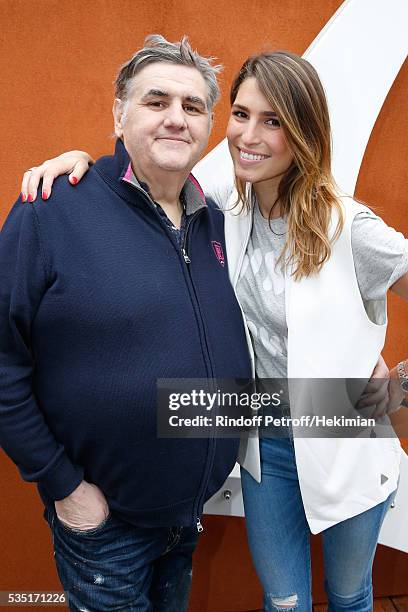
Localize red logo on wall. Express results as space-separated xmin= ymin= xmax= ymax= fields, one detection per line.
xmin=212 ymin=241 xmax=225 ymax=267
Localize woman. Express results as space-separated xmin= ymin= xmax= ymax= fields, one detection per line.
xmin=20 ymin=51 xmax=408 ymax=610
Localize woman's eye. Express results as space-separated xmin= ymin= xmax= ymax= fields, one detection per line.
xmin=232 ymin=110 xmax=248 ymax=119
xmin=266 ymin=118 xmax=281 ymax=128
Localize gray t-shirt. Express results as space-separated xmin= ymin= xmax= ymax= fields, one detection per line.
xmin=236 ymin=203 xmax=408 ymax=378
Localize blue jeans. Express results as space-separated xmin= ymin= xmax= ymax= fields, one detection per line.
xmin=241 ymin=437 xmax=396 ymax=612
xmin=44 ymin=506 xmax=198 ymax=611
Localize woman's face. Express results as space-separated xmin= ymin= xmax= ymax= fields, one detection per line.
xmin=226 ymin=77 xmax=294 ymax=187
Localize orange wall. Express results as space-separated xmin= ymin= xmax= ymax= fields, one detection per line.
xmin=0 ymin=0 xmax=407 ymax=608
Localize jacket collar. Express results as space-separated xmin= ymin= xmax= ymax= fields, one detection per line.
xmin=95 ymin=139 xmax=206 ymax=214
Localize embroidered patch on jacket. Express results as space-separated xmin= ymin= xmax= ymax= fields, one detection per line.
xmin=212 ymin=241 xmax=225 ymax=267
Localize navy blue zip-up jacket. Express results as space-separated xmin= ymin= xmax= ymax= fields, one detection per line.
xmin=0 ymin=140 xmax=252 ymax=527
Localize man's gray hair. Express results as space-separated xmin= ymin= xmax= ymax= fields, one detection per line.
xmin=115 ymin=34 xmax=222 ymax=111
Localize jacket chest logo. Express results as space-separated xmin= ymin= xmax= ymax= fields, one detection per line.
xmin=211 ymin=241 xmax=225 ymax=267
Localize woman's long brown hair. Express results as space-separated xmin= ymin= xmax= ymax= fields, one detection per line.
xmin=230 ymin=51 xmax=344 ymax=280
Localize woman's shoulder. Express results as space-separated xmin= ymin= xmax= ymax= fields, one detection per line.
xmin=338 ymin=194 xmax=374 ymax=218
xmin=338 ymin=195 xmax=406 ymax=250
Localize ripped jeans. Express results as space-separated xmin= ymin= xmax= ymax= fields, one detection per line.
xmin=241 ymin=437 xmax=397 ymax=612
xmin=44 ymin=506 xmax=198 ymax=611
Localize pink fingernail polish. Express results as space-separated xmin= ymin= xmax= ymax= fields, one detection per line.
xmin=21 ymin=193 xmax=27 ymax=202
xmin=28 ymin=194 xmax=34 ymax=202
xmin=42 ymin=191 xmax=48 ymax=200
xmin=71 ymin=176 xmax=78 ymax=185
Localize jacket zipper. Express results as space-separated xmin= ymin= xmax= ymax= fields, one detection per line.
xmin=181 ymin=214 xmax=219 ymax=530
xmin=124 ymin=180 xmax=217 ymax=530
xmin=182 ymin=248 xmax=191 ymax=264
xmin=181 ymin=212 xmax=199 ymax=264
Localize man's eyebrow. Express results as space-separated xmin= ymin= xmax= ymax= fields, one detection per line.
xmin=232 ymin=103 xmax=277 ymax=117
xmin=141 ymin=90 xmax=207 ymax=110
xmin=141 ymin=89 xmax=169 ymax=101
xmin=185 ymin=95 xmax=207 ymax=110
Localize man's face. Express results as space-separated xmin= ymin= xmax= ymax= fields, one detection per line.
xmin=113 ymin=62 xmax=212 ymax=179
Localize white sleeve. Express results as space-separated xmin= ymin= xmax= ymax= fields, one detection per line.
xmin=351 ymin=211 xmax=408 ymax=301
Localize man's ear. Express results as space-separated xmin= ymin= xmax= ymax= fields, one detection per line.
xmin=113 ymin=98 xmax=126 ymax=138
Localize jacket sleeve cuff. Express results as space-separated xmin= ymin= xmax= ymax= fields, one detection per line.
xmin=39 ymin=453 xmax=84 ymax=501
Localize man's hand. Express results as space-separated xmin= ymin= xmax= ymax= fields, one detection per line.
xmin=21 ymin=151 xmax=93 ymax=203
xmin=356 ymin=354 xmax=390 ymax=419
xmin=357 ymin=355 xmax=406 ymax=419
xmin=54 ymin=480 xmax=109 ymax=531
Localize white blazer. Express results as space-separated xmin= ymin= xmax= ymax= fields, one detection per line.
xmin=224 ymin=193 xmax=402 ymax=534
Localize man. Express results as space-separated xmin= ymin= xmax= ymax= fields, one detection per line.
xmin=0 ymin=35 xmax=252 ymax=611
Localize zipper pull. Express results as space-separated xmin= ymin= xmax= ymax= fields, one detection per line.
xmin=182 ymin=248 xmax=191 ymax=264
xmin=196 ymin=517 xmax=204 ymax=533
